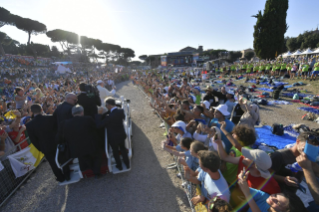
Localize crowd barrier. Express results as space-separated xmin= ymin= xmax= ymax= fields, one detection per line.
xmin=0 ymin=136 xmax=42 ymax=207
xmin=136 ymin=83 xmax=208 ymax=212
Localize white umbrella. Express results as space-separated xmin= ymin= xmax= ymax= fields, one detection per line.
xmin=301 ymin=48 xmax=313 ymax=55
xmin=292 ymin=50 xmax=302 ymax=56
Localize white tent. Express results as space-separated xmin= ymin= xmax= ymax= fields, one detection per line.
xmin=282 ymin=51 xmax=292 ymax=58
xmin=292 ymin=50 xmax=302 ymax=56
xmin=301 ymin=48 xmax=314 ymax=55
xmin=312 ymin=48 xmax=319 ymax=54
xmin=55 ymin=64 xmax=72 ymax=74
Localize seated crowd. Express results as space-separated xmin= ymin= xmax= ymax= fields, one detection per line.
xmin=135 ymin=69 xmax=319 ymax=212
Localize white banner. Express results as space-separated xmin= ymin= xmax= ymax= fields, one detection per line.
xmin=8 ymin=147 xmax=37 ymax=178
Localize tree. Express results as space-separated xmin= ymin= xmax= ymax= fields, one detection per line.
xmin=50 ymin=46 xmax=61 ymax=58
xmin=120 ymin=48 xmax=135 ymax=61
xmin=228 ymin=51 xmax=242 ymax=62
xmin=252 ymin=0 xmax=288 ymax=59
xmin=286 ymin=37 xmax=299 ymax=52
xmin=0 ymin=31 xmax=14 ymax=56
xmin=139 ymin=55 xmax=148 ymax=61
xmin=129 ymin=61 xmax=142 ymax=66
xmin=0 ymin=7 xmax=15 ymax=27
xmin=209 ymin=49 xmax=227 ymax=58
xmin=244 ymin=52 xmax=255 ymax=61
xmin=14 ymin=16 xmax=47 ymax=44
xmin=27 ymin=43 xmax=50 ymax=57
xmin=286 ymin=31 xmax=319 ymax=51
xmin=46 ymin=29 xmax=78 ymax=55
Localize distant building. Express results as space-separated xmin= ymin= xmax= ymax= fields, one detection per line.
xmin=159 ymin=45 xmax=204 ymax=67
xmin=180 ymin=46 xmax=197 ymax=52
xmin=241 ymin=48 xmax=255 ymax=58
xmin=179 ymin=46 xmax=203 ymax=53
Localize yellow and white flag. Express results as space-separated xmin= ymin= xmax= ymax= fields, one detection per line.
xmin=8 ymin=144 xmax=44 ymax=178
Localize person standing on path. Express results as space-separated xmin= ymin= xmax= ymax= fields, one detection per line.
xmin=26 ymin=104 xmax=66 ymax=182
xmin=96 ymin=97 xmax=130 ymax=170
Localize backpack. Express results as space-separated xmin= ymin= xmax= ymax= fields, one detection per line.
xmin=272 ymin=123 xmax=284 ymax=136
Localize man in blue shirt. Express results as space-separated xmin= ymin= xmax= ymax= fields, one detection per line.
xmin=209 ymin=104 xmax=235 ymax=153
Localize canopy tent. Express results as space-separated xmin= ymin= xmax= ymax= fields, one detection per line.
xmin=55 ymin=64 xmax=72 ymax=74
xmin=282 ymin=51 xmax=292 ymax=58
xmin=301 ymin=48 xmax=313 ymax=55
xmin=312 ymin=48 xmax=319 ymax=54
xmin=292 ymin=50 xmax=302 ymax=56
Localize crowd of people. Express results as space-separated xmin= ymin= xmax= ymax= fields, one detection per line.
xmin=134 ymin=68 xmax=319 ymax=212
xmin=215 ymin=56 xmax=319 ymax=81
xmin=0 ymin=54 xmax=131 ymax=182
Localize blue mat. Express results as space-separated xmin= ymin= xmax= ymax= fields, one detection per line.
xmin=248 ymin=80 xmax=288 ymax=88
xmin=281 ymin=92 xmax=314 ymax=98
xmin=283 ymin=125 xmax=299 ymax=137
xmin=298 ymin=107 xmax=319 ymax=114
xmin=255 ymin=126 xmax=296 ymax=149
xmin=257 ymin=88 xmax=274 ymax=92
xmin=284 ymin=85 xmax=294 ymax=88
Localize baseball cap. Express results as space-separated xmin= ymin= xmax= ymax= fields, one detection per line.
xmin=97 ymin=80 xmax=103 ymax=84
xmin=241 ymin=147 xmax=272 ymax=179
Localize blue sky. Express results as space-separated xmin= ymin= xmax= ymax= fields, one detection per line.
xmin=1 ymin=0 xmax=319 ymax=60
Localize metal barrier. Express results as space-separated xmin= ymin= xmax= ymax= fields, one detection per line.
xmin=0 ymin=136 xmax=43 ymax=207
xmin=0 ymin=80 xmax=131 ymax=207
xmin=135 ymin=83 xmax=197 ymax=212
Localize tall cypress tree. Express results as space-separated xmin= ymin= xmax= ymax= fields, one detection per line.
xmin=253 ymin=0 xmax=288 ymax=59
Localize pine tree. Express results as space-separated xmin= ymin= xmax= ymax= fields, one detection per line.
xmin=252 ymin=0 xmax=288 ymax=59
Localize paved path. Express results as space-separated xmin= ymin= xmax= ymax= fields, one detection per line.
xmin=0 ymin=81 xmax=190 ymax=212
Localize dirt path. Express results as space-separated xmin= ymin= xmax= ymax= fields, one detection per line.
xmin=0 ymin=81 xmax=191 ymax=212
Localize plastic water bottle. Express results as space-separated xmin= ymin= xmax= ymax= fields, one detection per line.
xmin=290 ymin=162 xmax=303 ymax=173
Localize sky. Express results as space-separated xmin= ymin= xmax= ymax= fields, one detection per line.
xmin=2 ymin=0 xmax=319 ymax=60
